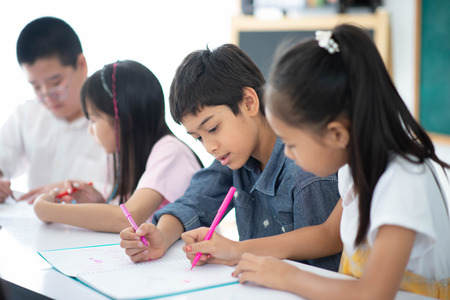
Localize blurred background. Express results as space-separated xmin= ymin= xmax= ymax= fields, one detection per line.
xmin=1 ymin=0 xmax=449 ymax=194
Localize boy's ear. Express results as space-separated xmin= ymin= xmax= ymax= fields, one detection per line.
xmin=326 ymin=120 xmax=350 ymax=149
xmin=76 ymin=53 xmax=88 ymax=78
xmin=242 ymin=87 xmax=260 ymax=117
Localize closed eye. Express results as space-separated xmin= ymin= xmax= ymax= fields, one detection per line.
xmin=208 ymin=126 xmax=218 ymax=133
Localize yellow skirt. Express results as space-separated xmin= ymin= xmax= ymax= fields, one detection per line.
xmin=339 ymin=248 xmax=450 ymax=299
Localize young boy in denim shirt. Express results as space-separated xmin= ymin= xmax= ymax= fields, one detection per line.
xmin=120 ymin=44 xmax=342 ymax=271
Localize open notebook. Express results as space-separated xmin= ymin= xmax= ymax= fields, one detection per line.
xmin=38 ymin=240 xmax=238 ymax=299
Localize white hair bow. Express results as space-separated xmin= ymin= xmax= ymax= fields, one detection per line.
xmin=315 ymin=30 xmax=340 ymax=54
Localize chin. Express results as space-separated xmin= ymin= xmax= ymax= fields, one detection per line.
xmin=225 ymin=160 xmax=244 ymax=171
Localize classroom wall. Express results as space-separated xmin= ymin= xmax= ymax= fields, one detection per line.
xmin=0 ymin=0 xmax=449 ymax=192
xmin=384 ymin=0 xmax=450 ymax=164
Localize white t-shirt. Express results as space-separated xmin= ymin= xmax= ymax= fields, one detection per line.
xmin=0 ymin=101 xmax=108 ymax=190
xmin=136 ymin=135 xmax=201 ymax=222
xmin=339 ymin=155 xmax=450 ymax=280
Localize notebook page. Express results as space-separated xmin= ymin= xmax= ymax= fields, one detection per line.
xmin=77 ymin=257 xmax=237 ymax=300
xmin=38 ymin=243 xmax=134 ymax=277
xmin=38 ymin=240 xmax=186 ymax=277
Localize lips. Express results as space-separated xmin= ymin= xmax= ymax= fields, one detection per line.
xmin=217 ymin=153 xmax=230 ymax=166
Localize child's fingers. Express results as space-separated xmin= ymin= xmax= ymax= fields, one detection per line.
xmin=183 ymin=247 xmax=209 ymax=265
xmin=0 ymin=180 xmax=12 ymax=196
xmin=186 ymin=240 xmax=215 ymax=259
xmin=232 ymin=253 xmax=259 ymax=278
xmin=0 ymin=189 xmax=9 ymax=202
xmin=181 ymin=233 xmax=196 ymax=245
xmin=241 ymin=252 xmax=258 ymax=262
xmin=181 ymin=227 xmax=209 ymax=244
xmin=18 ymin=189 xmax=37 ymax=201
xmin=127 ymin=249 xmax=149 ymax=263
xmin=62 ymin=180 xmax=77 ymax=194
xmin=136 ymin=223 xmax=157 ymax=238
xmin=119 ymin=227 xmax=142 ymax=241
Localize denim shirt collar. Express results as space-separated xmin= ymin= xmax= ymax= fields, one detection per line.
xmin=244 ymin=137 xmax=286 ymax=196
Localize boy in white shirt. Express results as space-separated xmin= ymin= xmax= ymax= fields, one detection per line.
xmin=0 ymin=17 xmax=107 ymax=203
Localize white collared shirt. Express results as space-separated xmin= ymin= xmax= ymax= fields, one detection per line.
xmin=339 ymin=155 xmax=450 ymax=280
xmin=0 ymin=100 xmax=107 ymax=191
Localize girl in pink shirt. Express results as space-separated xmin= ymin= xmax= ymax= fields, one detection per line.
xmin=34 ymin=60 xmax=202 ymax=232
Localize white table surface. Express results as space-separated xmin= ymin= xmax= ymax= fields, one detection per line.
xmin=0 ymin=199 xmax=434 ymax=300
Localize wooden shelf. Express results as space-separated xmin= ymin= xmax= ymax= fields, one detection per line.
xmin=231 ymin=8 xmax=391 ymax=74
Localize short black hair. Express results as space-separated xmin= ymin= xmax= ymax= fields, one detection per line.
xmin=16 ymin=17 xmax=82 ymax=67
xmin=169 ymin=44 xmax=265 ymax=124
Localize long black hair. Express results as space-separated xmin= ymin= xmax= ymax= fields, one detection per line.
xmin=81 ymin=60 xmax=172 ymax=203
xmin=266 ymin=24 xmax=449 ymax=246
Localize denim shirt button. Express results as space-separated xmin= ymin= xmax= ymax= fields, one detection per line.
xmin=263 ymin=219 xmax=269 ymax=228
xmin=281 ymin=226 xmax=286 ymax=233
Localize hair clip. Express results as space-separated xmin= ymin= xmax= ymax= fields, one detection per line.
xmin=315 ymin=30 xmax=340 ymax=54
xmin=101 ymin=65 xmax=113 ymax=98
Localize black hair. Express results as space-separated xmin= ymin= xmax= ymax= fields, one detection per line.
xmin=169 ymin=44 xmax=266 ymax=124
xmin=16 ymin=17 xmax=82 ymax=67
xmin=266 ymin=24 xmax=449 ymax=246
xmin=81 ymin=60 xmax=173 ymax=203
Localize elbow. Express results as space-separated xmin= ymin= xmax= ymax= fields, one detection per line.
xmin=33 ymin=200 xmax=52 ymax=224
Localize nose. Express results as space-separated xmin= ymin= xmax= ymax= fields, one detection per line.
xmin=37 ymin=86 xmax=50 ymax=101
xmin=203 ymin=137 xmax=218 ymax=154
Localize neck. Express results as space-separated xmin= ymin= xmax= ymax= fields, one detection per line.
xmin=252 ymin=118 xmax=277 ymax=171
xmin=65 ymin=109 xmax=84 ymax=123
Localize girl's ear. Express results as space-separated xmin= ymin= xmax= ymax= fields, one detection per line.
xmin=241 ymin=87 xmax=260 ymax=117
xmin=326 ymin=120 xmax=350 ymax=150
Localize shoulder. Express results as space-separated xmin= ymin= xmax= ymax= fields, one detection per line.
xmin=15 ymin=100 xmax=47 ymax=116
xmin=371 ymin=155 xmax=441 ymax=226
xmin=151 ymin=135 xmax=194 ymax=158
xmin=284 ymin=158 xmax=338 ymax=189
xmin=145 ymin=135 xmax=200 ymax=170
xmin=5 ymin=101 xmax=54 ymax=129
xmin=368 ymin=155 xmax=449 ymax=260
xmin=153 ymin=135 xmax=188 ymax=150
xmin=377 ymin=155 xmax=429 ymax=191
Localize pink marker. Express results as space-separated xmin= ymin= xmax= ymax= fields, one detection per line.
xmin=120 ymin=204 xmax=149 ymax=247
xmin=191 ymin=187 xmax=236 ymax=270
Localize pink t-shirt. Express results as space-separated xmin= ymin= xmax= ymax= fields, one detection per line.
xmin=136 ymin=135 xmax=201 ymax=222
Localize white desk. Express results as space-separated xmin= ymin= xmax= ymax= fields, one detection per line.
xmin=0 ymin=200 xmax=434 ymax=300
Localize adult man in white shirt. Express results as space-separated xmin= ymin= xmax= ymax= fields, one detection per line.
xmin=0 ymin=17 xmax=107 ymax=203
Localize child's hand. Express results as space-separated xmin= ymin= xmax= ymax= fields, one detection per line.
xmin=34 ymin=190 xmax=58 ymax=204
xmin=18 ymin=182 xmax=65 ymax=203
xmin=60 ymin=181 xmax=104 ymax=204
xmin=119 ymin=223 xmax=165 ymax=262
xmin=0 ymin=177 xmax=13 ymax=203
xmin=232 ymin=253 xmax=301 ymax=290
xmin=181 ymin=227 xmax=240 ymax=266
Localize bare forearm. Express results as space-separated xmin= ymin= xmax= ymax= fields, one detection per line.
xmin=237 ymin=200 xmax=343 ymax=260
xmin=236 ymin=224 xmax=342 ymax=261
xmin=157 ymin=214 xmax=185 ymax=250
xmin=284 ymin=269 xmax=380 ymax=300
xmin=34 ymin=202 xmax=130 ymax=232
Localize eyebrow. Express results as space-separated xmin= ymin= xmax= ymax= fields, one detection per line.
xmin=186 ymin=115 xmax=214 ymax=135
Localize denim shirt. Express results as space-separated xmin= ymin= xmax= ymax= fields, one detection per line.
xmin=154 ymin=138 xmax=341 ymax=271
